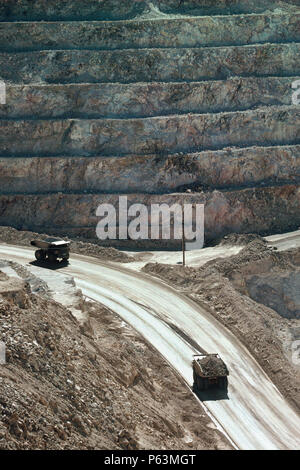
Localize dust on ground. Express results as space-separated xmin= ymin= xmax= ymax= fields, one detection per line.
xmin=0 ymin=226 xmax=133 ymax=263
xmin=143 ymin=238 xmax=300 ymax=413
xmin=0 ymin=263 xmax=230 ymax=450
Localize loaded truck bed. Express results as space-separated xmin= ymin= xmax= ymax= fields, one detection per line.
xmin=193 ymin=354 xmax=229 ymax=393
xmin=31 ymin=238 xmax=70 ymax=263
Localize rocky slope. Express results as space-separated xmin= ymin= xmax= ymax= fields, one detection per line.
xmin=0 ymin=263 xmax=230 ymax=450
xmin=143 ymin=239 xmax=300 ymax=412
xmin=0 ymin=0 xmax=299 ymax=243
xmin=0 ymin=186 xmax=299 ymax=246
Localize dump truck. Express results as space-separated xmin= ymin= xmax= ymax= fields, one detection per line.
xmin=31 ymin=238 xmax=71 ymax=263
xmin=192 ymin=353 xmax=229 ymax=392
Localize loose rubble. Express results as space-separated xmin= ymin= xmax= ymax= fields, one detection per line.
xmin=0 ymin=264 xmax=230 ymax=450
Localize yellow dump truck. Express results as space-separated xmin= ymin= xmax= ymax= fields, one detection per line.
xmin=31 ymin=238 xmax=70 ymax=263
xmin=192 ymin=353 xmax=229 ymax=393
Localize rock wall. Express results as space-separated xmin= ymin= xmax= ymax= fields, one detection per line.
xmin=1 ymin=107 xmax=299 ymax=157
xmin=1 ymin=0 xmax=295 ymax=22
xmin=0 ymin=0 xmax=299 ymax=244
xmin=0 ymin=77 xmax=298 ymax=119
xmin=1 ymin=43 xmax=300 ymax=84
xmin=0 ymin=145 xmax=299 ymax=194
xmin=1 ymin=13 xmax=299 ymax=52
xmin=246 ymin=270 xmax=300 ymax=319
xmin=0 ymin=185 xmax=299 ymax=243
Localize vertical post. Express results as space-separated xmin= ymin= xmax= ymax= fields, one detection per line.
xmin=182 ymin=203 xmax=185 ymax=267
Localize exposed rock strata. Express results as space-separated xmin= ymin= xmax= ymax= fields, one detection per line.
xmin=1 ymin=43 xmax=299 ymax=85
xmin=0 ymin=1 xmax=299 ymax=242
xmin=0 ymin=145 xmax=299 ymax=194
xmin=0 ymin=185 xmax=299 ymax=243
xmin=0 ymin=78 xmax=298 ymax=119
xmin=1 ymin=13 xmax=299 ymax=52
xmin=0 ymin=107 xmax=299 ymax=157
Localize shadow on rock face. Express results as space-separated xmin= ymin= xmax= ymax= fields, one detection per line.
xmin=246 ymin=270 xmax=300 ymax=320
xmin=153 ymin=0 xmax=276 ymax=15
xmin=0 ymin=0 xmax=146 ymax=22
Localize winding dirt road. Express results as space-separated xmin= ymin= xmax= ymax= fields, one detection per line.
xmin=0 ymin=243 xmax=299 ymax=450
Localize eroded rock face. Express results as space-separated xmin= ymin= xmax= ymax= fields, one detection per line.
xmin=246 ymin=270 xmax=300 ymax=319
xmin=0 ymin=0 xmax=145 ymax=21
xmin=0 ymin=78 xmax=298 ymax=119
xmin=0 ymin=107 xmax=299 ymax=157
xmin=1 ymin=43 xmax=300 ymax=84
xmin=156 ymin=0 xmax=296 ymax=15
xmin=0 ymin=1 xmax=299 ymax=243
xmin=0 ymin=145 xmax=299 ymax=194
xmin=1 ymin=14 xmax=299 ymax=52
xmin=0 ymin=185 xmax=299 ymax=243
xmin=0 ymin=0 xmax=294 ymax=22
xmin=0 ymin=270 xmax=29 ymax=308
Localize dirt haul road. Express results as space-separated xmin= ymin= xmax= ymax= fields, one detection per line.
xmin=266 ymin=229 xmax=300 ymax=251
xmin=0 ymin=244 xmax=299 ymax=450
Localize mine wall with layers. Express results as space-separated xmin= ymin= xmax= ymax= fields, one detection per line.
xmin=0 ymin=0 xmax=299 ymax=244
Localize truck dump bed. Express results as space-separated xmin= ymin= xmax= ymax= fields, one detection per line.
xmin=31 ymin=237 xmax=71 ymax=263
xmin=31 ymin=238 xmax=70 ymax=249
xmin=193 ymin=354 xmax=229 ymax=378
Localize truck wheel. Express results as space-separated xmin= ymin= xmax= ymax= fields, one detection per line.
xmin=48 ymin=253 xmax=57 ymax=263
xmin=35 ymin=250 xmax=45 ymax=261
xmin=63 ymin=253 xmax=69 ymax=261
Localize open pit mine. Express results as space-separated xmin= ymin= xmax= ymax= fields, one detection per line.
xmin=0 ymin=0 xmax=300 ymax=454
xmin=0 ymin=0 xmax=299 ymax=243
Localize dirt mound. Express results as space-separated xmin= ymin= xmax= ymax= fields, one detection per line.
xmin=0 ymin=266 xmax=229 ymax=450
xmin=0 ymin=226 xmax=133 ymax=263
xmin=203 ymin=239 xmax=291 ymax=278
xmin=246 ymin=269 xmax=300 ymax=320
xmin=218 ymin=233 xmax=266 ymax=246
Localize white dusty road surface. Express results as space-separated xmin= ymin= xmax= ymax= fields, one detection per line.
xmin=126 ymin=229 xmax=300 ymax=271
xmin=0 ymin=243 xmax=300 ymax=450
xmin=266 ymin=229 xmax=300 ymax=252
xmin=125 ymin=245 xmax=243 ymax=271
